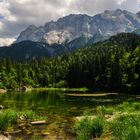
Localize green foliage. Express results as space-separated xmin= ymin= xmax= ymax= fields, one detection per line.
xmin=74 ymin=101 xmax=140 ymax=140
xmin=74 ymin=117 xmax=93 ymax=140
xmin=53 ymin=80 xmax=67 ymax=88
xmin=91 ymin=115 xmax=105 ymax=138
xmin=0 ymin=33 xmax=139 ymax=93
xmin=0 ymin=109 xmax=47 ymax=132
xmin=0 ymin=109 xmax=18 ymax=132
xmin=23 ymin=110 xmax=36 ymax=120
xmin=21 ymin=110 xmax=47 ymax=121
xmin=74 ymin=115 xmax=105 ymax=140
xmin=108 ymin=113 xmax=140 ymax=140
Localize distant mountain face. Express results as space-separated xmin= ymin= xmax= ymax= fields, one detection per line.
xmin=16 ymin=9 xmax=140 ymax=44
xmin=134 ymin=28 xmax=140 ymax=35
xmin=1 ymin=9 xmax=140 ymax=60
xmin=0 ymin=36 xmax=90 ymax=60
xmin=1 ymin=33 xmax=139 ymax=60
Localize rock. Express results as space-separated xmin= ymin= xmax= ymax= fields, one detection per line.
xmin=0 ymin=134 xmax=10 ymax=140
xmin=4 ymin=130 xmax=22 ymax=134
xmin=41 ymin=132 xmax=50 ymax=136
xmin=20 ymin=86 xmax=31 ymax=92
xmin=19 ymin=115 xmax=27 ymax=121
xmin=31 ymin=120 xmax=46 ymax=125
xmin=41 ymin=30 xmax=73 ymax=44
xmin=0 ymin=89 xmax=7 ymax=93
xmin=0 ymin=105 xmax=4 ymax=110
xmin=75 ymin=116 xmax=96 ymax=121
xmin=104 ymin=114 xmax=112 ymax=120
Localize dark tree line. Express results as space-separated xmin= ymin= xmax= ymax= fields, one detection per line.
xmin=0 ymin=33 xmax=140 ymax=93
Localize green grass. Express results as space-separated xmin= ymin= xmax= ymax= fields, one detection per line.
xmin=74 ymin=101 xmax=140 ymax=140
xmin=32 ymin=87 xmax=89 ymax=92
xmin=0 ymin=109 xmax=18 ymax=132
xmin=0 ymin=109 xmax=47 ymax=132
xmin=20 ymin=110 xmax=48 ymax=121
xmin=108 ymin=113 xmax=140 ymax=140
xmin=74 ymin=115 xmax=105 ymax=140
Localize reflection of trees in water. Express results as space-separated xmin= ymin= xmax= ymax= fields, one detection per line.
xmin=0 ymin=91 xmax=137 ymax=116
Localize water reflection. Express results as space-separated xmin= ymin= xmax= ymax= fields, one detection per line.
xmin=0 ymin=90 xmax=138 ymax=117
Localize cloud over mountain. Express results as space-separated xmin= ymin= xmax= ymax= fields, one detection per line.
xmin=0 ymin=0 xmax=139 ymax=46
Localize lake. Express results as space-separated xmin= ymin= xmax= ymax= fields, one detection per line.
xmin=0 ymin=89 xmax=139 ymax=139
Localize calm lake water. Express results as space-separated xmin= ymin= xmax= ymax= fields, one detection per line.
xmin=0 ymin=90 xmax=139 ymax=140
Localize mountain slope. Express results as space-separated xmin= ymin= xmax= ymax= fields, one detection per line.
xmin=1 ymin=33 xmax=140 ymax=60
xmin=0 ymin=36 xmax=91 ymax=60
xmin=1 ymin=33 xmax=139 ymax=92
xmin=0 ymin=41 xmax=66 ymax=60
xmin=16 ymin=9 xmax=140 ymax=44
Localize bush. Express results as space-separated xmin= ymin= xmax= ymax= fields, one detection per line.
xmin=24 ymin=110 xmax=36 ymax=120
xmin=74 ymin=117 xmax=93 ymax=140
xmin=74 ymin=115 xmax=105 ymax=140
xmin=0 ymin=109 xmax=18 ymax=132
xmin=92 ymin=115 xmax=105 ymax=137
xmin=108 ymin=113 xmax=140 ymax=140
xmin=131 ymin=102 xmax=140 ymax=111
xmin=22 ymin=110 xmax=47 ymax=121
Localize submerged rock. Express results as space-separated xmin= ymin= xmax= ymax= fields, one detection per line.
xmin=0 ymin=105 xmax=4 ymax=110
xmin=31 ymin=120 xmax=46 ymax=125
xmin=0 ymin=89 xmax=7 ymax=93
xmin=0 ymin=135 xmax=10 ymax=140
xmin=19 ymin=115 xmax=27 ymax=121
xmin=75 ymin=116 xmax=96 ymax=121
xmin=41 ymin=132 xmax=50 ymax=136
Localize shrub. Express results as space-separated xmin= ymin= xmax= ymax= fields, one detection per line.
xmin=74 ymin=115 xmax=105 ymax=140
xmin=0 ymin=109 xmax=18 ymax=132
xmin=74 ymin=117 xmax=93 ymax=140
xmin=92 ymin=115 xmax=105 ymax=138
xmin=131 ymin=102 xmax=140 ymax=111
xmin=108 ymin=113 xmax=140 ymax=140
xmin=22 ymin=110 xmax=47 ymax=121
xmin=24 ymin=110 xmax=36 ymax=120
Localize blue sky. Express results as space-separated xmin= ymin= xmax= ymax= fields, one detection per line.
xmin=0 ymin=0 xmax=140 ymax=46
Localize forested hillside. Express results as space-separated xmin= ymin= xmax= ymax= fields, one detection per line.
xmin=0 ymin=33 xmax=140 ymax=93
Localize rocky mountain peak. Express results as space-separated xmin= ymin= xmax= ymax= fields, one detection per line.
xmin=16 ymin=9 xmax=140 ymax=44
xmin=41 ymin=30 xmax=73 ymax=44
xmin=27 ymin=25 xmax=37 ymax=30
xmin=104 ymin=9 xmax=123 ymax=16
xmin=137 ymin=11 xmax=140 ymax=17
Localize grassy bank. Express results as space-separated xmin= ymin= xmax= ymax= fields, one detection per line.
xmin=0 ymin=109 xmax=47 ymax=132
xmin=74 ymin=101 xmax=140 ymax=140
xmin=32 ymin=87 xmax=89 ymax=92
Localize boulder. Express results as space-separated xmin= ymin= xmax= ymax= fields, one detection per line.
xmin=0 ymin=89 xmax=7 ymax=93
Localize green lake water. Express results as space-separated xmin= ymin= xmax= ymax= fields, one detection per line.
xmin=0 ymin=90 xmax=139 ymax=140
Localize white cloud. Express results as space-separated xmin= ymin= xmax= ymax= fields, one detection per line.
xmin=117 ymin=0 xmax=127 ymax=5
xmin=0 ymin=22 xmax=3 ymax=29
xmin=0 ymin=0 xmax=139 ymax=46
xmin=0 ymin=37 xmax=15 ymax=46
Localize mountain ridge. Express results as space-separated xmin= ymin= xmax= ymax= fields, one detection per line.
xmin=16 ymin=9 xmax=140 ymax=44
